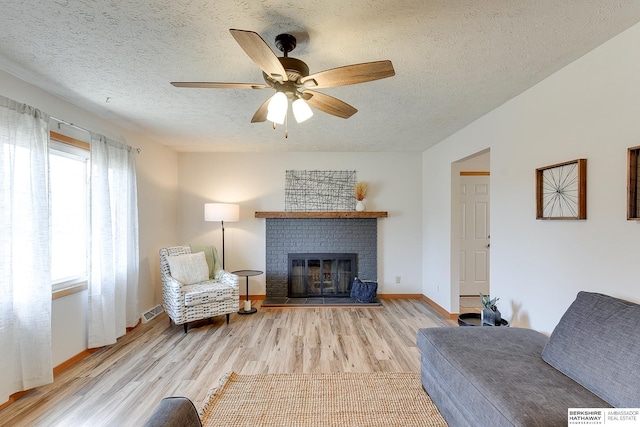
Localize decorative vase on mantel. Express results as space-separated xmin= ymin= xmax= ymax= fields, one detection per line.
xmin=354 ymin=181 xmax=368 ymax=212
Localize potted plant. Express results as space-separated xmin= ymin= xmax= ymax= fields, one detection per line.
xmin=354 ymin=181 xmax=367 ymax=211
xmin=479 ymin=292 xmax=502 ymax=326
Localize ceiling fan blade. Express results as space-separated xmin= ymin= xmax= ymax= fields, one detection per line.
xmin=302 ymin=90 xmax=357 ymax=119
xmin=171 ymin=82 xmax=268 ymax=89
xmin=251 ymin=96 xmax=271 ymax=123
xmin=229 ymin=29 xmax=288 ymax=81
xmin=300 ymin=60 xmax=395 ymax=89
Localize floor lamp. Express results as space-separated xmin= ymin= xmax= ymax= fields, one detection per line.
xmin=204 ymin=203 xmax=239 ymax=270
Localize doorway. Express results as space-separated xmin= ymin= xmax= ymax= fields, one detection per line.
xmin=452 ymin=150 xmax=490 ymax=312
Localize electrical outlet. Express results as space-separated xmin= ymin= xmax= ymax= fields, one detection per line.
xmin=395 ymin=276 xmax=401 ymax=284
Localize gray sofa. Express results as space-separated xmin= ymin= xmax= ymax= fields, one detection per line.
xmin=417 ymin=291 xmax=640 ymax=426
xmin=143 ymin=397 xmax=201 ymax=427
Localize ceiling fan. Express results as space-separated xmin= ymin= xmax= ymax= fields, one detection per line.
xmin=171 ymin=29 xmax=395 ymax=126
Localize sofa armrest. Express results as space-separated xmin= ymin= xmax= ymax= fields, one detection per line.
xmin=542 ymin=291 xmax=640 ymax=407
xmin=142 ymin=397 xmax=202 ymax=427
xmin=215 ymin=270 xmax=239 ymax=288
xmin=163 ymin=274 xmax=184 ymax=288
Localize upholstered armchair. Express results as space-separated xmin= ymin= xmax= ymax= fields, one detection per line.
xmin=159 ymin=245 xmax=239 ymax=333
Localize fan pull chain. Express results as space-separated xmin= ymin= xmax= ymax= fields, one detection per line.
xmin=285 ymin=110 xmax=288 ymax=138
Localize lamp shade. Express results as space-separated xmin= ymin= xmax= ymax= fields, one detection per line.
xmin=204 ymin=203 xmax=239 ymax=222
xmin=292 ymin=98 xmax=313 ymax=123
xmin=266 ymin=92 xmax=287 ymax=124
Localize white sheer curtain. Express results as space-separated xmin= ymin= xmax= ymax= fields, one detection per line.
xmin=0 ymin=96 xmax=53 ymax=402
xmin=88 ymin=132 xmax=139 ymax=348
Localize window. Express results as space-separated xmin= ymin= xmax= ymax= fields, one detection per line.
xmin=49 ymin=134 xmax=89 ymax=294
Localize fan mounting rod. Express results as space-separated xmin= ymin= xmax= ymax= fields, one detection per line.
xmin=275 ymin=33 xmax=296 ymax=57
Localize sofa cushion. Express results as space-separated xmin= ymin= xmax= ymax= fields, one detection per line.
xmin=167 ymin=252 xmax=209 ymax=285
xmin=183 ymin=280 xmax=236 ymax=307
xmin=190 ymin=244 xmax=222 ymax=279
xmin=417 ymin=327 xmax=610 ymax=427
xmin=542 ymin=291 xmax=640 ymax=407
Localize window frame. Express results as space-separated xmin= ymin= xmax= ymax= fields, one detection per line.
xmin=628 ymin=146 xmax=640 ymax=220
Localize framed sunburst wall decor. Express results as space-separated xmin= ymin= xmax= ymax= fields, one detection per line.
xmin=536 ymin=159 xmax=587 ymax=220
xmin=285 ymin=170 xmax=357 ymax=211
xmin=628 ymin=146 xmax=640 ymax=220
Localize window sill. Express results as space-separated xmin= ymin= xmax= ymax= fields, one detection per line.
xmin=52 ymin=282 xmax=88 ymax=300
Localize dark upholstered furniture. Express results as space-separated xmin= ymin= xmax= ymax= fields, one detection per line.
xmin=417 ymin=291 xmax=640 ymax=426
xmin=143 ymin=397 xmax=202 ymax=427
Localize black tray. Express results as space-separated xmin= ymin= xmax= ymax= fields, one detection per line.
xmin=458 ymin=312 xmax=509 ymax=327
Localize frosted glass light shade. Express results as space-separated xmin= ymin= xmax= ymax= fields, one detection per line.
xmin=292 ymin=98 xmax=313 ymax=123
xmin=204 ymin=203 xmax=239 ymax=222
xmin=266 ymin=92 xmax=287 ymax=124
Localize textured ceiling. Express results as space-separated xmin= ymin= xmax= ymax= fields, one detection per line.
xmin=1 ymin=1 xmax=640 ymax=152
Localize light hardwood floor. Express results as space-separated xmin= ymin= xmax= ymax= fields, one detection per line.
xmin=0 ymin=299 xmax=455 ymax=427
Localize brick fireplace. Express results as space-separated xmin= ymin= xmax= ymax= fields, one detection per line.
xmin=263 ymin=217 xmax=379 ymax=299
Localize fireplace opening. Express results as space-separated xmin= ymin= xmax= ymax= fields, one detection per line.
xmin=288 ymin=253 xmax=357 ymax=298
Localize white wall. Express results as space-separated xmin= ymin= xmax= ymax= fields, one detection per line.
xmin=133 ymin=130 xmax=179 ymax=317
xmin=177 ymin=152 xmax=423 ymax=296
xmin=0 ymin=70 xmax=178 ymax=365
xmin=423 ymin=22 xmax=640 ymax=334
xmin=458 ymin=151 xmax=490 ymax=172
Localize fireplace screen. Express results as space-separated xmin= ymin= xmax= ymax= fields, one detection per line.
xmin=288 ymin=253 xmax=357 ymax=297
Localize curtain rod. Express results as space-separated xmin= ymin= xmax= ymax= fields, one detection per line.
xmin=52 ymin=116 xmax=88 ymax=133
xmin=51 ymin=116 xmax=141 ymax=153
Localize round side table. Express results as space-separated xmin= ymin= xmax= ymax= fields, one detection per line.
xmin=232 ymin=269 xmax=262 ymax=314
xmin=458 ymin=312 xmax=509 ymax=327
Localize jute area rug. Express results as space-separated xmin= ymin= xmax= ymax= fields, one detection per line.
xmin=199 ymin=371 xmax=447 ymax=427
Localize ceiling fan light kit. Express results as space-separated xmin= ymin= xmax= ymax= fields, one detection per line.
xmin=171 ymin=29 xmax=395 ymax=135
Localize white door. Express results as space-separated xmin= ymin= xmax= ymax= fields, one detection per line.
xmin=459 ymin=175 xmax=490 ymax=296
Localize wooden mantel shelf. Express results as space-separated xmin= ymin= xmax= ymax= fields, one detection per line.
xmin=255 ymin=211 xmax=388 ymax=219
